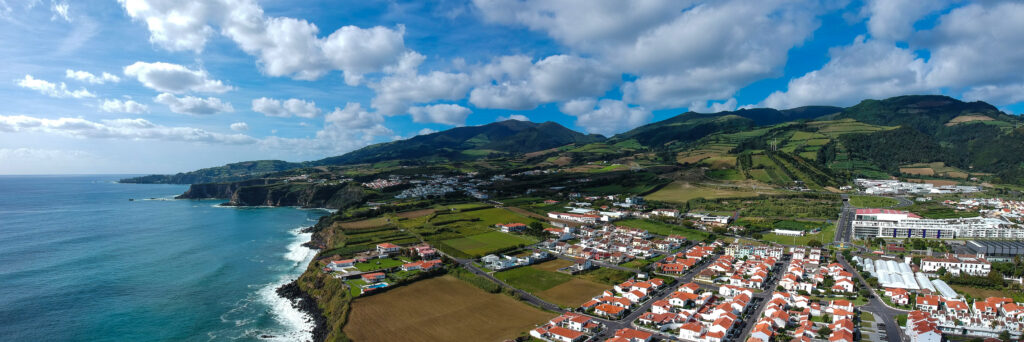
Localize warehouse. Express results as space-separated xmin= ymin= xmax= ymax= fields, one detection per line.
xmin=964 ymin=240 xmax=1024 ymax=262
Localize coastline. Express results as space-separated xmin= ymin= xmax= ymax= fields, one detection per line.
xmin=276 ymin=225 xmax=328 ymax=342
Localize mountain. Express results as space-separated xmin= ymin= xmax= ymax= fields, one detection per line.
xmin=314 ymin=120 xmax=604 ymax=166
xmin=611 ymin=106 xmax=842 ymax=148
xmin=121 ymin=120 xmax=603 ymax=184
xmin=837 ymin=95 xmax=1012 ymax=134
xmin=119 ymin=160 xmax=305 ymax=184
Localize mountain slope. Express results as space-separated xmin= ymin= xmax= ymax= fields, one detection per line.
xmin=612 ymin=106 xmax=842 ymax=148
xmin=312 ymin=120 xmax=604 ymax=166
xmin=119 ymin=160 xmax=306 ymax=184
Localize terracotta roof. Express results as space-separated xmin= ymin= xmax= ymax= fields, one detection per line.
xmin=548 ymin=326 xmax=583 ymax=340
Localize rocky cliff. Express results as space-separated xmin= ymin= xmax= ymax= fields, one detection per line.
xmin=177 ymin=180 xmax=366 ymax=209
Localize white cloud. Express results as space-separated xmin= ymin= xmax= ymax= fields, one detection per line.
xmin=251 ymin=97 xmax=321 ymax=118
xmin=920 ymin=2 xmax=1024 ymax=90
xmin=66 ymin=69 xmax=120 ymax=84
xmin=496 ymin=114 xmax=530 ymax=122
xmin=0 ymin=114 xmax=256 ymax=144
xmin=119 ymin=0 xmax=408 ymax=82
xmin=123 ymin=61 xmax=233 ymax=94
xmin=561 ymin=99 xmax=651 ymax=136
xmin=100 ymin=99 xmax=149 ymax=113
xmin=371 ymin=53 xmax=473 ymax=115
xmin=469 ymin=54 xmax=619 ymax=110
xmin=16 ymin=74 xmax=95 ymax=98
xmin=762 ymin=36 xmax=929 ymax=109
xmin=408 ymin=104 xmax=471 ymax=126
xmin=689 ymin=98 xmax=738 ymax=113
xmin=963 ymin=83 xmax=1024 ymax=106
xmin=50 ymin=0 xmax=69 ymax=22
xmin=416 ymin=128 xmax=437 ymax=136
xmin=230 ymin=122 xmax=249 ymax=131
xmin=155 ymin=93 xmax=234 ymax=115
xmin=862 ymin=0 xmax=951 ymax=41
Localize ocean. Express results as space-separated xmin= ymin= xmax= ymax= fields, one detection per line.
xmin=0 ymin=175 xmax=328 ymax=341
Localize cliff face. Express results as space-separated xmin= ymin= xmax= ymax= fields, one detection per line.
xmin=175 ymin=178 xmax=275 ymax=199
xmin=177 ymin=180 xmax=366 ymax=209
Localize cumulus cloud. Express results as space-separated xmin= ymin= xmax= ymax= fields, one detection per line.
xmin=230 ymin=122 xmax=249 ymax=131
xmin=408 ymin=104 xmax=471 ymax=126
xmin=370 ymin=52 xmax=473 ymax=115
xmin=251 ymin=97 xmax=321 ymax=118
xmin=16 ymin=74 xmax=95 ymax=98
xmin=155 ymin=93 xmax=234 ymax=115
xmin=100 ymin=99 xmax=149 ymax=113
xmin=118 ymin=0 xmax=407 ymax=82
xmin=469 ymin=54 xmax=619 ymax=110
xmin=862 ymin=0 xmax=951 ymax=41
xmin=0 ymin=114 xmax=256 ymax=144
xmin=560 ymin=99 xmax=650 ymax=136
xmin=496 ymin=114 xmax=530 ymax=122
xmin=689 ymin=98 xmax=738 ymax=113
xmin=920 ymin=2 xmax=1024 ymax=91
xmin=123 ymin=62 xmax=233 ymax=94
xmin=66 ymin=69 xmax=120 ymax=84
xmin=416 ymin=128 xmax=437 ymax=136
xmin=762 ymin=36 xmax=929 ymax=109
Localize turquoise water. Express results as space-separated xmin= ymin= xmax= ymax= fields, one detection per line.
xmin=0 ymin=175 xmax=328 ymax=341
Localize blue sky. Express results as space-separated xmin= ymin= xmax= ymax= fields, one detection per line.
xmin=1 ymin=0 xmax=1023 ymax=174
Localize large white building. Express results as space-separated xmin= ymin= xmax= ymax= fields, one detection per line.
xmin=920 ymin=254 xmax=991 ymax=276
xmin=852 ymin=208 xmax=1022 ymax=239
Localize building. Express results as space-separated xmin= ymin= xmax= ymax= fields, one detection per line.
xmin=361 ymin=272 xmax=385 ymax=283
xmin=964 ymin=240 xmax=1024 ymax=262
xmin=920 ymin=254 xmax=991 ymax=276
xmin=376 ymin=242 xmax=401 ymax=255
xmin=548 ymin=212 xmax=600 ymax=224
xmin=905 ymin=311 xmax=943 ymax=342
xmin=852 ymin=208 xmax=1021 ymax=239
xmin=497 ymin=222 xmax=527 ymax=233
xmin=651 ymin=209 xmax=680 ymax=218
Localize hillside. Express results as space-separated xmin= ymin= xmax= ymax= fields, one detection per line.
xmin=119 ymin=160 xmax=305 ymax=184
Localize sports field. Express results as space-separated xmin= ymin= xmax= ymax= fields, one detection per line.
xmin=344 ymin=276 xmax=552 ymax=342
xmin=442 ymin=231 xmax=537 ymax=257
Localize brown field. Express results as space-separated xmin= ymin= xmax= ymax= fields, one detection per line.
xmin=907 ymin=178 xmax=958 ymax=186
xmin=344 ymin=276 xmax=553 ymax=342
xmin=336 ymin=217 xmax=390 ymax=230
xmin=678 ymin=153 xmax=716 ymax=165
xmin=899 ymin=167 xmax=935 ymax=176
xmin=950 ymin=285 xmax=1004 ymax=299
xmin=701 ymin=156 xmax=737 ymax=169
xmin=550 ymin=156 xmax=572 ymax=166
xmin=524 ymin=147 xmax=560 ymax=158
xmin=945 ymin=171 xmax=969 ymax=179
xmin=530 ymin=259 xmax=573 ymax=272
xmin=536 ymin=278 xmax=608 ymax=307
xmin=396 ymin=209 xmax=435 ymax=219
xmin=945 ymin=115 xmax=994 ymax=126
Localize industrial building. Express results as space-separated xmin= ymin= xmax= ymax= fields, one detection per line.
xmin=964 ymin=240 xmax=1024 ymax=262
xmin=851 ymin=208 xmax=1022 ymax=239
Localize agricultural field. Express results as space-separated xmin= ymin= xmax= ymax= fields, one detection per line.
xmin=615 ymin=219 xmax=710 ymax=241
xmin=536 ymin=279 xmax=609 ymax=307
xmin=645 ymin=181 xmax=765 ymax=203
xmin=336 ymin=217 xmax=390 ymax=230
xmin=758 ymin=223 xmax=835 ymax=245
xmin=396 ymin=209 xmax=435 ymax=219
xmin=848 ymin=196 xmax=899 ymax=208
xmin=344 ymin=276 xmax=553 ymax=342
xmin=442 ymin=231 xmax=537 ymax=257
xmin=494 ymin=264 xmax=572 ymax=293
xmin=494 ymin=260 xmax=609 ymax=307
xmin=690 ymin=194 xmax=841 ymax=219
xmin=900 ymin=162 xmax=974 ymax=179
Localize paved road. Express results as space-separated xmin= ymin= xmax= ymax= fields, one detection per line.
xmin=835 ymin=254 xmax=908 ymax=342
xmin=735 ymin=257 xmax=791 ymax=342
xmin=835 ymin=200 xmax=856 ymax=245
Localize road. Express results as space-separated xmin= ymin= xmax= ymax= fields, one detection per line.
xmin=735 ymin=256 xmax=791 ymax=342
xmin=835 ymin=198 xmax=855 ymax=245
xmin=835 ymin=253 xmax=908 ymax=342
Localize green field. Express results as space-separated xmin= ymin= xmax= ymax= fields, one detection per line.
xmin=645 ymin=181 xmax=764 ymax=203
xmin=758 ymin=223 xmax=835 ymax=245
xmin=848 ymin=196 xmax=899 ymax=208
xmin=354 ymin=258 xmax=408 ymax=272
xmin=615 ymin=219 xmax=709 ymax=241
xmin=442 ymin=231 xmax=538 ymax=257
xmin=494 ymin=266 xmax=572 ymax=293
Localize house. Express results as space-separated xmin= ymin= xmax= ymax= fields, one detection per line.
xmin=623 ymin=290 xmax=647 ymax=303
xmin=916 ymin=295 xmax=942 ymax=312
xmin=613 ymin=328 xmax=652 ymax=342
xmin=327 ymin=259 xmax=355 ymax=271
xmin=413 ymin=244 xmax=437 ymax=259
xmin=679 ymin=322 xmax=705 ymax=341
xmin=651 ymin=209 xmax=680 ymax=218
xmin=546 ymin=326 xmax=585 ymax=342
xmin=361 ymin=272 xmax=385 ymax=283
xmin=497 ymin=222 xmax=527 ymax=233
xmin=376 ymin=242 xmax=401 ymax=255
xmin=828 ymin=330 xmax=854 ymax=342
xmin=906 ymin=311 xmax=942 ymax=342
xmin=595 ymin=303 xmax=626 ymax=318
xmin=885 ymin=288 xmax=910 ymax=305
xmin=832 ymin=278 xmax=855 ymax=293
xmin=401 ymin=259 xmax=442 ymax=271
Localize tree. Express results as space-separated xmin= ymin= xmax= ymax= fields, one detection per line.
xmin=713 ymin=227 xmax=728 ymax=235
xmin=817 ymin=327 xmax=832 ymax=339
xmin=936 ymin=267 xmax=947 ymax=277
xmin=527 ymin=221 xmax=544 ymax=236
xmin=808 ymin=239 xmax=823 ymax=247
xmin=1000 ymin=329 xmax=1011 ymax=341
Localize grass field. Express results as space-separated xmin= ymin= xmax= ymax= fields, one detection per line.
xmin=536 ymin=278 xmax=608 ymax=307
xmin=337 ymin=217 xmax=390 ymax=230
xmin=344 ymin=276 xmax=553 ymax=342
xmin=530 ymin=259 xmax=573 ymax=272
xmin=848 ymin=196 xmax=899 ymax=208
xmin=396 ymin=209 xmax=435 ymax=219
xmin=950 ymin=285 xmax=1024 ymax=302
xmin=494 ymin=265 xmax=572 ymax=293
xmin=577 ymin=267 xmax=635 ymax=285
xmin=354 ymin=258 xmax=407 ymax=272
xmin=645 ymin=181 xmax=763 ymax=203
xmin=442 ymin=231 xmax=537 ymax=257
xmin=758 ymin=223 xmax=835 ymax=245
xmin=435 ymin=207 xmax=537 ymax=227
xmin=615 ymin=219 xmax=709 ymax=241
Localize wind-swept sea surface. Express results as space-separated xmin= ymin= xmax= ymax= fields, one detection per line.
xmin=0 ymin=175 xmax=327 ymax=341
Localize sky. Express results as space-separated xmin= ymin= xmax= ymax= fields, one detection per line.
xmin=1 ymin=0 xmax=1023 ymax=174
